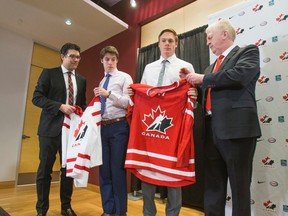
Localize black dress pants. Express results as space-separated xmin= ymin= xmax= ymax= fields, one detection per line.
xmin=36 ymin=135 xmax=73 ymax=214
xmin=204 ymin=116 xmax=256 ymax=216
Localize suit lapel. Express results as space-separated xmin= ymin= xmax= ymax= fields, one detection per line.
xmin=56 ymin=67 xmax=67 ymax=101
xmin=219 ymin=46 xmax=240 ymax=70
xmin=75 ymin=72 xmax=82 ymax=105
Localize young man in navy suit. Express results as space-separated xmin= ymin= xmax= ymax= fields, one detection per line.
xmin=185 ymin=19 xmax=261 ymax=216
xmin=32 ymin=43 xmax=86 ymax=216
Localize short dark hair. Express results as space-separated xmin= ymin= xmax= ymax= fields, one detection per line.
xmin=60 ymin=43 xmax=81 ymax=55
xmin=99 ymin=46 xmax=119 ymax=59
xmin=158 ymin=29 xmax=178 ymax=43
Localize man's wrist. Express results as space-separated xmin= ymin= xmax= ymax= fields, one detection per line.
xmin=107 ymin=91 xmax=111 ymax=98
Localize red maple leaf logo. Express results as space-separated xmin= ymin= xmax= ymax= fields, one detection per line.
xmin=262 ymin=156 xmax=270 ymax=164
xmin=74 ymin=120 xmax=86 ymax=138
xmin=142 ymin=106 xmax=166 ymax=127
xmin=263 ymin=200 xmax=272 ymax=207
xmin=142 ymin=106 xmax=173 ymax=134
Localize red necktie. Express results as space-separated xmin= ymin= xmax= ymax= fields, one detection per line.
xmin=205 ymin=55 xmax=224 ymax=113
xmin=68 ymin=72 xmax=74 ymax=105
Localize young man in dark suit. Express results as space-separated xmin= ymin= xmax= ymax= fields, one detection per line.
xmin=184 ymin=19 xmax=261 ymax=216
xmin=32 ymin=43 xmax=86 ymax=216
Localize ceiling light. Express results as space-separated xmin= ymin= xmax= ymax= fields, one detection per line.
xmin=65 ymin=19 xmax=72 ymax=26
xmin=130 ymin=0 xmax=136 ymax=7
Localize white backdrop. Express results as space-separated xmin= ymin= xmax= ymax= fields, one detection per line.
xmin=208 ymin=0 xmax=288 ymax=215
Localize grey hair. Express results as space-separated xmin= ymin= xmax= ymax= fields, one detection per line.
xmin=206 ymin=19 xmax=236 ymax=41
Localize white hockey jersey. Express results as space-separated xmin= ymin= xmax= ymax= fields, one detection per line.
xmin=62 ymin=97 xmax=102 ymax=187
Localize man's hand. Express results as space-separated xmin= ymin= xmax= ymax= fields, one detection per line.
xmin=94 ymin=87 xmax=109 ymax=98
xmin=179 ymin=68 xmax=191 ymax=79
xmin=127 ymin=86 xmax=134 ymax=96
xmin=59 ymin=104 xmax=76 ymax=115
xmin=187 ymin=87 xmax=198 ymax=100
xmin=186 ymin=73 xmax=205 ymax=85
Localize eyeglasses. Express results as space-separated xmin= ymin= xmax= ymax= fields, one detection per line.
xmin=66 ymin=54 xmax=81 ymax=60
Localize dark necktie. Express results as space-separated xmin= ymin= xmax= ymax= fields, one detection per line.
xmin=205 ymin=55 xmax=224 ymax=113
xmin=157 ymin=60 xmax=168 ymax=86
xmin=101 ymin=74 xmax=111 ymax=115
xmin=68 ymin=72 xmax=74 ymax=105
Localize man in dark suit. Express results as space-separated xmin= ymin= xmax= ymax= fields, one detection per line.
xmin=185 ymin=19 xmax=261 ymax=216
xmin=32 ymin=43 xmax=86 ymax=216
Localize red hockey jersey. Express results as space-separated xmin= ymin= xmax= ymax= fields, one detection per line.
xmin=125 ymin=80 xmax=196 ymax=187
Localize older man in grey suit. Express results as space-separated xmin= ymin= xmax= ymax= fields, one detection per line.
xmin=184 ymin=19 xmax=261 ymax=216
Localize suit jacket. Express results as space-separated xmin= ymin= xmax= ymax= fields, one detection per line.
xmin=32 ymin=66 xmax=86 ymax=137
xmin=202 ymin=45 xmax=261 ymax=139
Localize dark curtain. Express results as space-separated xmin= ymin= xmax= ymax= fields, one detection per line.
xmin=131 ymin=25 xmax=209 ymax=210
xmin=136 ymin=24 xmax=209 ymax=83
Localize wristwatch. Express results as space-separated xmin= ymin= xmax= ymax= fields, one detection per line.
xmin=107 ymin=91 xmax=111 ymax=98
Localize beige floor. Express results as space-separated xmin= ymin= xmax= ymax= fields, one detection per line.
xmin=0 ymin=183 xmax=204 ymax=216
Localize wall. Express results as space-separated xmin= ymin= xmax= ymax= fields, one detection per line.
xmin=0 ymin=27 xmax=33 ymax=184
xmin=17 ymin=44 xmax=61 ymax=185
xmin=141 ymin=0 xmax=244 ymax=47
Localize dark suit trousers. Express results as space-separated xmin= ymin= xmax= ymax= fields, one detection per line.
xmin=99 ymin=120 xmax=129 ymax=215
xmin=204 ymin=116 xmax=256 ymax=216
xmin=36 ymin=135 xmax=73 ymax=214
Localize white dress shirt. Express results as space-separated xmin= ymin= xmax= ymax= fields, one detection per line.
xmin=100 ymin=69 xmax=133 ymax=120
xmin=141 ymin=54 xmax=195 ymax=86
xmin=61 ymin=65 xmax=78 ymax=105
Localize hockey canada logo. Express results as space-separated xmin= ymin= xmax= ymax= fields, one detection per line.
xmin=260 ymin=115 xmax=272 ymax=124
xmin=236 ymin=27 xmax=244 ymax=35
xmin=255 ymin=39 xmax=267 ymax=47
xmin=252 ymin=4 xmax=263 ymax=12
xmin=283 ymin=93 xmax=288 ymax=102
xmin=279 ymin=51 xmax=288 ymax=61
xmin=258 ymin=75 xmax=270 ymax=85
xmin=276 ymin=13 xmax=288 ymax=23
xmin=142 ymin=106 xmax=173 ymax=134
xmin=261 ymin=156 xmax=275 ymax=167
xmin=263 ymin=200 xmax=277 ymax=212
xmin=74 ymin=120 xmax=88 ymax=141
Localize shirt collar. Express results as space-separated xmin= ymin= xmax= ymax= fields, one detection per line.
xmin=61 ymin=65 xmax=75 ymax=75
xmin=221 ymin=45 xmax=236 ymax=60
xmin=104 ymin=69 xmax=118 ymax=77
xmin=160 ymin=53 xmax=176 ymax=64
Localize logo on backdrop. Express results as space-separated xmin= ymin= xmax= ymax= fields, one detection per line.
xmin=269 ymin=0 xmax=275 ymax=6
xmin=263 ymin=200 xmax=277 ymax=211
xmin=261 ymin=156 xmax=275 ymax=167
xmin=236 ymin=27 xmax=245 ymax=35
xmin=272 ymin=36 xmax=278 ymax=42
xmin=265 ymin=96 xmax=274 ymax=102
xmin=283 ymin=93 xmax=288 ymax=102
xmin=280 ymin=160 xmax=287 ymax=167
xmin=258 ymin=75 xmax=270 ymax=85
xmin=260 ymin=115 xmax=272 ymax=124
xmin=268 ymin=137 xmax=277 ymax=143
xmin=252 ymin=4 xmax=264 ymax=12
xmin=263 ymin=57 xmax=271 ymax=63
xmin=278 ymin=116 xmax=285 ymax=123
xmin=276 ymin=13 xmax=288 ymax=23
xmin=279 ymin=51 xmax=288 ymax=61
xmin=275 ymin=74 xmax=282 ymax=81
xmin=269 ymin=181 xmax=279 ymax=187
xmin=283 ymin=205 xmax=288 ymax=213
xmin=255 ymin=39 xmax=267 ymax=47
